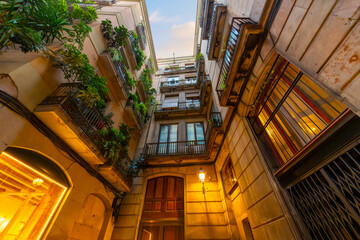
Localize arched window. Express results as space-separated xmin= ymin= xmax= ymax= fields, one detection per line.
xmin=0 ymin=147 xmax=70 ymax=239
xmin=138 ymin=176 xmax=184 ymax=240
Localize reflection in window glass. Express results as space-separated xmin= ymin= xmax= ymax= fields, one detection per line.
xmin=249 ymin=55 xmax=347 ymax=167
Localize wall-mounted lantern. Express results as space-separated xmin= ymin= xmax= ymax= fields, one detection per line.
xmin=198 ymin=168 xmax=206 ymax=194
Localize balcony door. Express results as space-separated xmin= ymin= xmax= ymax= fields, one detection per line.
xmin=139 ymin=177 xmax=184 ymax=240
xmin=158 ymin=124 xmax=178 ymax=155
xmin=186 ymin=122 xmax=205 ymax=154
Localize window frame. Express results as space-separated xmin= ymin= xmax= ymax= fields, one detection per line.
xmin=185 ymin=122 xmax=205 ymax=144
xmin=248 ymin=54 xmax=347 ymax=167
xmin=221 ymin=155 xmax=238 ymax=195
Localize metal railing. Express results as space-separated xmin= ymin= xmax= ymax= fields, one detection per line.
xmin=136 ymin=24 xmax=147 ymax=48
xmin=155 ymin=100 xmax=201 ymax=112
xmin=206 ymin=3 xmax=225 ymax=55
xmin=216 ymin=18 xmax=255 ymax=99
xmin=160 ymin=78 xmax=197 ymax=88
xmin=164 ymin=65 xmax=196 ymax=73
xmin=145 ymin=140 xmax=206 ymax=157
xmin=129 ymin=31 xmax=141 ymax=65
xmin=39 ymin=83 xmax=131 ymax=178
xmin=209 ymin=112 xmax=223 ymax=127
xmin=109 ymin=51 xmax=131 ymax=98
xmin=125 ymin=100 xmax=144 ymax=127
xmin=40 ymin=83 xmax=111 ymax=154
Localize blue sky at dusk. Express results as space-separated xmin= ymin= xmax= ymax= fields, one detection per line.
xmin=146 ymin=0 xmax=197 ymax=59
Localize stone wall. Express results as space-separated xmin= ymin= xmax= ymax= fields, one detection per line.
xmin=111 ymin=165 xmax=238 ymax=239
xmin=215 ymin=114 xmax=300 ymax=239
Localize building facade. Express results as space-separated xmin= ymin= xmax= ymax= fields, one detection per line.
xmin=0 ymin=0 xmax=156 ymax=239
xmin=0 ymin=0 xmax=359 ymax=240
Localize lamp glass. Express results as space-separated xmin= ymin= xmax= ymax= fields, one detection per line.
xmin=198 ymin=168 xmax=206 ymax=182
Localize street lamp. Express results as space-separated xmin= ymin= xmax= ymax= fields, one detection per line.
xmin=198 ymin=168 xmax=206 ymax=194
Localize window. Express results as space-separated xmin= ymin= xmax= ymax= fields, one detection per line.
xmin=0 ymin=148 xmax=69 ymax=239
xmin=249 ymin=55 xmax=347 ymax=167
xmin=186 ymin=122 xmax=206 ymax=154
xmin=221 ymin=156 xmax=237 ymax=194
xmin=162 ymin=95 xmax=178 ymax=109
xmin=158 ymin=124 xmax=178 ymax=154
xmin=186 ymin=122 xmax=205 ymax=143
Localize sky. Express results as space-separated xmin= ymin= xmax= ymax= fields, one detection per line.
xmin=146 ymin=0 xmax=197 ymax=59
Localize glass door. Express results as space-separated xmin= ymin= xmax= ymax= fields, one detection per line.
xmin=186 ymin=123 xmax=205 ymax=154
xmin=158 ymin=124 xmax=178 ymax=155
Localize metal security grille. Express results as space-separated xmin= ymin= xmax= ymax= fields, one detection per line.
xmin=288 ymin=144 xmax=360 ymax=239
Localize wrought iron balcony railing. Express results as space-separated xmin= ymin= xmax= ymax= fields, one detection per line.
xmin=39 ymin=83 xmax=112 ymax=154
xmin=160 ymin=78 xmax=197 ymax=88
xmin=125 ymin=99 xmax=145 ymax=128
xmin=164 ymin=65 xmax=196 ymax=73
xmin=129 ymin=31 xmax=142 ymax=66
xmin=109 ymin=52 xmax=131 ymax=98
xmin=216 ymin=18 xmax=255 ymax=99
xmin=155 ymin=100 xmax=201 ymax=112
xmin=136 ymin=24 xmax=147 ymax=50
xmin=206 ymin=3 xmax=227 ymax=59
xmin=209 ymin=112 xmax=223 ymax=127
xmin=145 ymin=140 xmax=206 ymax=157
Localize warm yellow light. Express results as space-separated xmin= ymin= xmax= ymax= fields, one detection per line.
xmin=198 ymin=168 xmax=206 ymax=182
xmin=2 ymin=152 xmax=68 ymax=240
xmin=33 ymin=178 xmax=44 ymax=186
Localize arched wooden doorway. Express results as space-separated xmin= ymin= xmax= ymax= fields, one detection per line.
xmin=138 ymin=176 xmax=184 ymax=240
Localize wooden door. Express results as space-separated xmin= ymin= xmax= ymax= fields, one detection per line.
xmin=139 ymin=176 xmax=184 ymax=240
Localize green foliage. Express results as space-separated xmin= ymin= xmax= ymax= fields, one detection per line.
xmin=195 ymin=52 xmax=204 ymax=61
xmin=0 ymin=0 xmax=95 ymax=53
xmin=147 ymin=58 xmax=155 ymax=74
xmin=70 ymin=3 xmax=97 ymax=23
xmin=125 ymin=154 xmax=145 ymax=178
xmin=101 ymin=20 xmax=129 ymax=48
xmin=126 ymin=71 xmax=136 ymax=88
xmin=129 ymin=32 xmax=145 ymax=70
xmin=0 ymin=0 xmax=71 ymax=53
xmin=50 ymin=43 xmax=108 ymax=108
xmin=65 ymin=21 xmax=92 ymax=50
xmin=128 ymin=93 xmax=150 ymax=123
xmin=100 ymin=123 xmax=135 ymax=165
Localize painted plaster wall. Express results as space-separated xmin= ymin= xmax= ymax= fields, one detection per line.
xmin=111 ymin=165 xmax=237 ymax=240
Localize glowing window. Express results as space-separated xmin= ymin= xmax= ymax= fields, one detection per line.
xmin=0 ymin=152 xmax=67 ymax=239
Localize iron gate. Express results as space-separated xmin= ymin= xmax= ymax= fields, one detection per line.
xmin=288 ymin=144 xmax=360 ymax=239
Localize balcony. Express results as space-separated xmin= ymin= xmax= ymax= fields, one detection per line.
xmin=155 ymin=100 xmax=201 ymax=112
xmin=196 ymin=58 xmax=205 ymax=87
xmin=124 ymin=99 xmax=144 ymax=129
xmin=201 ymin=0 xmax=215 ymax=39
xmin=124 ymin=36 xmax=138 ymax=70
xmin=163 ymin=65 xmax=196 ymax=75
xmin=34 ymin=83 xmax=131 ymax=191
xmin=205 ymin=112 xmax=224 ymax=159
xmin=145 ymin=140 xmax=207 ymax=157
xmin=136 ymin=24 xmax=147 ymax=50
xmin=159 ymin=78 xmax=197 ymax=91
xmin=99 ymin=52 xmax=131 ymax=100
xmin=206 ymin=4 xmax=227 ymax=60
xmin=216 ymin=18 xmax=261 ymax=106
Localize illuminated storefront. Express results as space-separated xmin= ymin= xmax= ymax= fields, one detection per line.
xmin=0 ymin=147 xmax=69 ymax=240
